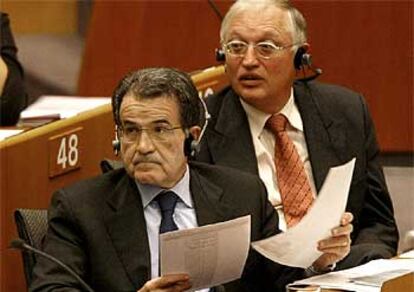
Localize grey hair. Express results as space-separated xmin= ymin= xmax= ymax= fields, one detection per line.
xmin=111 ymin=67 xmax=203 ymax=129
xmin=220 ymin=0 xmax=307 ymax=45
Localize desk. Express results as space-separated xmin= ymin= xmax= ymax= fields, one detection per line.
xmin=0 ymin=66 xmax=228 ymax=291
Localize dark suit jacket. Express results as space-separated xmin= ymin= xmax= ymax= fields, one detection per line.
xmin=196 ymin=82 xmax=399 ymax=269
xmin=0 ymin=12 xmax=27 ymax=126
xmin=30 ymin=162 xmax=304 ymax=292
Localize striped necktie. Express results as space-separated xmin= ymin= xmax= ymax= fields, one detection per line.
xmin=266 ymin=114 xmax=314 ymax=227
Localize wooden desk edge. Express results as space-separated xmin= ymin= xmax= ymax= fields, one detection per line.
xmin=0 ymin=103 xmax=112 ymax=149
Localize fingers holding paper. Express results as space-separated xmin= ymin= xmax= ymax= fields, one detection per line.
xmin=137 ymin=274 xmax=192 ymax=292
xmin=312 ymin=212 xmax=354 ymax=271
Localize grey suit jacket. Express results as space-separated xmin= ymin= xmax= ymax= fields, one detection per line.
xmin=30 ymin=162 xmax=304 ymax=292
xmin=196 ymin=82 xmax=399 ymax=269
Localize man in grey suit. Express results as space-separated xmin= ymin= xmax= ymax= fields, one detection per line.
xmin=196 ymin=0 xmax=398 ymax=270
xmin=31 ymin=68 xmax=352 ymax=292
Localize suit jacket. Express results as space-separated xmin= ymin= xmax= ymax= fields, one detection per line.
xmin=196 ymin=82 xmax=399 ymax=269
xmin=0 ymin=12 xmax=27 ymax=126
xmin=30 ymin=162 xmax=304 ymax=292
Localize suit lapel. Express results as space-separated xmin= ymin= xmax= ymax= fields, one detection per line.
xmin=103 ymin=173 xmax=150 ymax=289
xmin=294 ymin=82 xmax=347 ymax=192
xmin=189 ymin=166 xmax=233 ymax=226
xmin=209 ymin=90 xmax=259 ymax=175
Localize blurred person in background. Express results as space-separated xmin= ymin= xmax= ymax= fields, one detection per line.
xmin=0 ymin=12 xmax=27 ymax=126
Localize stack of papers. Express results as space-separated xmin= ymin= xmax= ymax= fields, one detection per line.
xmin=292 ymin=258 xmax=414 ymax=292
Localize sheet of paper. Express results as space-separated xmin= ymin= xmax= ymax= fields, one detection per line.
xmin=292 ymin=258 xmax=414 ymax=291
xmin=251 ymin=158 xmax=356 ymax=268
xmin=20 ymin=95 xmax=110 ymax=119
xmin=160 ymin=215 xmax=251 ymax=291
xmin=399 ymin=249 xmax=414 ymax=259
xmin=0 ymin=129 xmax=24 ymax=141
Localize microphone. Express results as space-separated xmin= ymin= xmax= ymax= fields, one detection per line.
xmin=297 ymin=52 xmax=323 ymax=82
xmin=9 ymin=238 xmax=94 ymax=292
xmin=297 ymin=66 xmax=322 ymax=82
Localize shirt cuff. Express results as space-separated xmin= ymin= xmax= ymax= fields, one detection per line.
xmin=305 ymin=262 xmax=336 ymax=277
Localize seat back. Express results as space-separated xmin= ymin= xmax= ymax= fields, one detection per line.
xmin=100 ymin=158 xmax=124 ymax=173
xmin=14 ymin=208 xmax=48 ymax=288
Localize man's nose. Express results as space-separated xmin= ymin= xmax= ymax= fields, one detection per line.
xmin=241 ymin=45 xmax=259 ymax=67
xmin=135 ymin=130 xmax=155 ymax=154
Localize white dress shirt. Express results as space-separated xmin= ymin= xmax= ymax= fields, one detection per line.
xmin=136 ymin=165 xmax=209 ymax=291
xmin=240 ymin=89 xmax=317 ymax=230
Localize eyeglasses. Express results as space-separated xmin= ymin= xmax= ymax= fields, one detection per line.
xmin=119 ymin=124 xmax=183 ymax=143
xmin=223 ymin=40 xmax=297 ymax=59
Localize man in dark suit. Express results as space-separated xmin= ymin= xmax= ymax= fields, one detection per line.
xmin=31 ymin=68 xmax=352 ymax=292
xmin=196 ymin=0 xmax=398 ymax=270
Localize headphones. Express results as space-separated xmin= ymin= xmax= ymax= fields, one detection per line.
xmin=215 ymin=45 xmax=322 ymax=81
xmin=293 ymin=46 xmax=322 ymax=81
xmin=112 ymin=85 xmax=211 ymax=157
xmin=215 ymin=48 xmax=226 ymax=62
xmin=111 ymin=75 xmax=133 ymax=156
xmin=184 ymin=95 xmax=210 ymax=157
xmin=112 ymin=126 xmax=121 ymax=155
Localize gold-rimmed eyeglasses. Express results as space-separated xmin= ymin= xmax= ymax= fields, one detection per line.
xmin=223 ymin=40 xmax=298 ymax=60
xmin=119 ymin=124 xmax=183 ymax=143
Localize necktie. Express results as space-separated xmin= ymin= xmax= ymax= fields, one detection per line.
xmin=266 ymin=114 xmax=314 ymax=227
xmin=155 ymin=191 xmax=179 ymax=233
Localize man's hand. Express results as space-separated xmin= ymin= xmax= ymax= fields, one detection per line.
xmin=312 ymin=212 xmax=353 ymax=271
xmin=137 ymin=274 xmax=192 ymax=292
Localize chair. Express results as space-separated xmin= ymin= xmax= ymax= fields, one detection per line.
xmin=383 ymin=166 xmax=414 ymax=252
xmin=100 ymin=158 xmax=124 ymax=173
xmin=14 ymin=208 xmax=48 ymax=288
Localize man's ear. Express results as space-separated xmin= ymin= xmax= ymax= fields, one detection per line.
xmin=301 ymin=42 xmax=310 ymax=52
xmin=188 ymin=126 xmax=201 ymax=141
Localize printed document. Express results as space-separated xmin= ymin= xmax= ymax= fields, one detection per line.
xmin=160 ymin=215 xmax=250 ymax=291
xmin=252 ymin=158 xmax=356 ymax=268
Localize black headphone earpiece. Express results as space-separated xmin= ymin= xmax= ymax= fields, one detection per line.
xmin=294 ymin=46 xmax=322 ymax=82
xmin=294 ymin=46 xmax=309 ymax=70
xmin=184 ymin=133 xmax=200 ymax=157
xmin=112 ymin=125 xmax=121 ymax=155
xmin=215 ymin=48 xmax=225 ymax=62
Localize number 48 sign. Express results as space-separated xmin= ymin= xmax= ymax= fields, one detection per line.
xmin=48 ymin=127 xmax=83 ymax=178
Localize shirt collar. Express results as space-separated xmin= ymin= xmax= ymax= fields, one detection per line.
xmin=136 ymin=165 xmax=193 ymax=209
xmin=240 ymin=88 xmax=303 ymax=137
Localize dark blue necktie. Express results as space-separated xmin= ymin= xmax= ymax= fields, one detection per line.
xmin=155 ymin=191 xmax=179 ymax=234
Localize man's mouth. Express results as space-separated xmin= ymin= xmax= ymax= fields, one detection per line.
xmin=239 ymin=74 xmax=263 ymax=86
xmin=133 ymin=159 xmax=159 ymax=166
